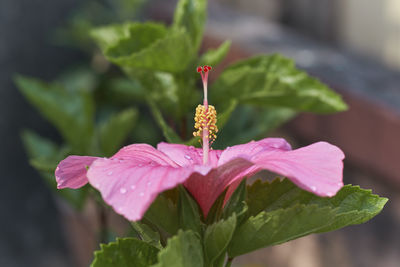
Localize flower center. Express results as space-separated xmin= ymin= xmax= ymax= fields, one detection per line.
xmin=193 ymin=66 xmax=218 ymax=165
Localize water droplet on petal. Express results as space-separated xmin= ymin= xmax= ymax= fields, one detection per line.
xmin=56 ymin=167 xmax=60 ymax=171
xmin=139 ymin=192 xmax=144 ymax=197
xmin=107 ymin=171 xmax=113 ymax=176
xmin=120 ymin=187 xmax=127 ymax=194
xmin=311 ymin=186 xmax=317 ymax=192
xmin=130 ymin=185 xmax=136 ymax=190
xmin=119 ymin=159 xmax=124 ymax=163
xmin=147 ymin=182 xmax=152 ymax=187
xmin=184 ymin=154 xmax=192 ymax=160
xmin=327 ymin=192 xmax=334 ymax=197
xmin=226 ymin=146 xmax=231 ymax=149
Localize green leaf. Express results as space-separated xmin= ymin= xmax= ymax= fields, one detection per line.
xmin=21 ymin=130 xmax=60 ymax=160
xmin=16 ymin=76 xmax=94 ymax=153
xmin=130 ymin=222 xmax=162 ymax=249
xmin=144 ymin=194 xmax=179 ymax=235
xmin=107 ymin=78 xmax=147 ymax=104
xmin=173 ymin=0 xmax=207 ymax=50
xmin=204 ymin=214 xmax=236 ymax=265
xmin=199 ymin=40 xmax=231 ymax=67
xmin=91 ymin=23 xmax=132 ymax=50
xmin=147 ymin=98 xmax=183 ymax=143
xmin=217 ymin=99 xmax=238 ymax=131
xmin=211 ymin=54 xmax=348 ymax=113
xmin=228 ymin=204 xmax=336 ymax=257
xmin=228 ymin=179 xmax=388 ymax=257
xmin=178 ymin=186 xmax=203 ymax=234
xmin=152 ymin=230 xmax=203 ymax=267
xmin=94 ymin=22 xmax=193 ymax=73
xmin=222 ymin=179 xmax=247 ymax=224
xmin=247 ymin=179 xmax=388 ymax=229
xmin=91 ymin=238 xmax=159 ymax=267
xmin=99 ymin=108 xmax=138 ymax=156
xmin=214 ymin=106 xmax=295 ymax=149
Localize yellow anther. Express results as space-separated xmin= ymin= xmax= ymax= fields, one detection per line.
xmin=193 ymin=104 xmax=218 ymax=144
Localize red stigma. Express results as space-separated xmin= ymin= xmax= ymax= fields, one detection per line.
xmin=196 ymin=65 xmax=212 ymax=73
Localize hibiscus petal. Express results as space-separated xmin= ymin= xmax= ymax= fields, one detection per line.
xmin=157 ymin=142 xmax=222 ymax=167
xmin=185 ymin=158 xmax=254 ymax=216
xmin=218 ymin=138 xmax=292 ymax=165
xmin=55 ymin=156 xmax=99 ymax=189
xmin=252 ymin=141 xmax=345 ymax=197
xmin=185 ymin=138 xmax=344 ymax=216
xmin=87 ymin=144 xmax=195 ymax=221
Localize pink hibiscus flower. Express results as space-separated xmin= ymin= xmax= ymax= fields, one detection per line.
xmin=55 ymin=66 xmax=345 ymax=221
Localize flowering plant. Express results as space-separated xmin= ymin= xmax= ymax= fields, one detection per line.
xmin=18 ymin=0 xmax=387 ymax=266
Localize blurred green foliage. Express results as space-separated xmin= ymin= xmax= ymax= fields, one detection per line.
xmin=16 ymin=0 xmax=347 ymax=210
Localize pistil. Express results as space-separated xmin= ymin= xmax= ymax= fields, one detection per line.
xmin=193 ymin=66 xmax=218 ymax=165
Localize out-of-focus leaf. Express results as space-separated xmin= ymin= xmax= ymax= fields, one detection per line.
xmin=151 ymin=230 xmax=203 ymax=267
xmin=198 ymin=40 xmax=231 ymax=67
xmin=173 ymin=0 xmax=207 ymax=50
xmin=147 ymin=98 xmax=183 ymax=143
xmin=107 ymin=77 xmax=147 ymax=104
xmin=21 ymin=130 xmax=60 ymax=160
xmin=217 ymin=99 xmax=237 ymax=131
xmin=93 ymin=22 xmax=193 ymax=73
xmin=99 ymin=108 xmax=138 ymax=156
xmin=91 ymin=23 xmax=132 ymax=50
xmin=91 ymin=238 xmax=159 ymax=267
xmin=214 ymin=106 xmax=295 ymax=149
xmin=16 ymin=76 xmax=94 ymax=153
xmin=211 ymin=54 xmax=348 ymax=113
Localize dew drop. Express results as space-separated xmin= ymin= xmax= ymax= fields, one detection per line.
xmin=226 ymin=146 xmax=231 ymax=149
xmin=184 ymin=155 xmax=192 ymax=160
xmin=311 ymin=186 xmax=317 ymax=192
xmin=107 ymin=171 xmax=113 ymax=176
xmin=327 ymin=192 xmax=334 ymax=197
xmin=119 ymin=159 xmax=124 ymax=163
xmin=130 ymin=185 xmax=136 ymax=190
xmin=147 ymin=182 xmax=152 ymax=187
xmin=56 ymin=167 xmax=60 ymax=172
xmin=139 ymin=192 xmax=145 ymax=197
xmin=120 ymin=187 xmax=127 ymax=194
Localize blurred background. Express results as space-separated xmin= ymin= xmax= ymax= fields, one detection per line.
xmin=1 ymin=0 xmax=399 ymax=266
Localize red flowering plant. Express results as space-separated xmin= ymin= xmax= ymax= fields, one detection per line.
xmin=21 ymin=0 xmax=388 ymax=266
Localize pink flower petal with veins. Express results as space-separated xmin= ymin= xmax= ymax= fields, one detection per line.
xmin=55 ymin=156 xmax=99 ymax=189
xmin=55 ymin=138 xmax=344 ymax=221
